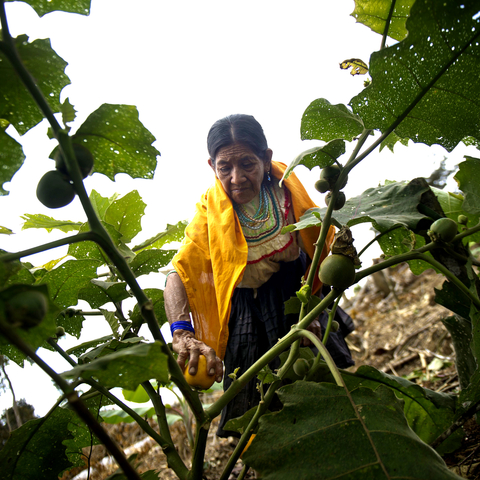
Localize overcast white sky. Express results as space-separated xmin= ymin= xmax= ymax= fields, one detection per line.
xmin=0 ymin=0 xmax=474 ymax=416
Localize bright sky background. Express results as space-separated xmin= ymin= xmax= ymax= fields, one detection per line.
xmin=0 ymin=0 xmax=475 ymax=417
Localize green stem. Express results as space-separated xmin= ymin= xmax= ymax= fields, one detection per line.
xmin=0 ymin=320 xmax=141 ymax=480
xmin=0 ymin=232 xmax=96 ymax=262
xmin=322 ymin=294 xmax=342 ymax=346
xmin=47 ymin=337 xmax=77 ymax=367
xmin=380 ymin=0 xmax=396 ymax=50
xmin=141 ymin=382 xmax=189 ymax=479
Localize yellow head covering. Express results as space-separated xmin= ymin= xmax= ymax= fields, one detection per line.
xmin=172 ymin=161 xmax=334 ymax=359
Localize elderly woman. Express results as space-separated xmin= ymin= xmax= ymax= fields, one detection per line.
xmin=164 ymin=114 xmax=354 ymax=436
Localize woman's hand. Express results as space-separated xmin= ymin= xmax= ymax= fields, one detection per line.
xmin=172 ymin=329 xmax=224 ymax=383
xmin=302 ymin=318 xmax=323 ymax=346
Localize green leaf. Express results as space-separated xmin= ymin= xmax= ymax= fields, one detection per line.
xmin=62 ymin=341 xmax=169 ymax=390
xmin=435 ymin=280 xmax=473 ymax=320
xmin=0 ymin=225 xmax=13 ymax=235
xmin=292 ymin=179 xmax=430 ymax=234
xmin=346 ymin=365 xmax=462 ymax=454
xmin=129 ymin=249 xmax=176 ymax=277
xmin=244 ymin=381 xmax=462 ymax=479
xmin=351 ymin=0 xmax=415 ymax=41
xmin=122 ymin=384 xmax=151 ymax=404
xmin=73 ymin=104 xmax=159 ymax=180
xmin=0 ymin=130 xmax=25 ymax=195
xmin=132 ymin=220 xmax=188 ymax=251
xmin=57 ymin=309 xmax=85 ymax=339
xmin=61 ymin=97 xmax=77 ymax=124
xmin=281 ymin=140 xmax=346 ymax=183
xmin=100 ymin=406 xmax=156 ymax=424
xmin=21 ymin=213 xmax=82 ymax=233
xmin=5 ymin=0 xmax=91 ymax=16
xmin=65 ymin=334 xmax=114 ymax=357
xmin=129 ymin=288 xmax=167 ymax=328
xmin=40 ymin=259 xmax=100 ymax=309
xmin=0 ymin=35 xmax=70 ymax=135
xmin=454 ymin=157 xmax=480 ymax=216
xmin=89 ymin=189 xmax=120 ymax=221
xmin=78 ymin=280 xmax=130 ymax=309
xmin=77 ymin=336 xmax=144 ymax=364
xmin=379 ymin=131 xmax=409 ymax=152
xmin=351 ymin=0 xmax=480 ymax=152
xmin=301 ymin=98 xmax=364 ymax=143
xmin=105 ymin=190 xmax=146 ymax=243
xmin=0 ymin=407 xmax=76 ymax=479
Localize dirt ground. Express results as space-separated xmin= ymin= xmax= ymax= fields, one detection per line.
xmin=61 ymin=263 xmax=480 ymax=480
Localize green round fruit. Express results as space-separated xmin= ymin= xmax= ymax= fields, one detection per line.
xmin=37 ymin=170 xmax=76 ymax=209
xmin=314 ymin=179 xmax=330 ymax=194
xmin=293 ymin=358 xmax=310 ymax=377
xmin=428 ymin=217 xmax=458 ymax=243
xmin=330 ymin=320 xmax=340 ymax=332
xmin=458 ymin=215 xmax=468 ymax=226
xmin=320 ymin=164 xmax=348 ymax=189
xmin=6 ymin=290 xmax=48 ymax=328
xmin=319 ymin=254 xmax=356 ymax=290
xmin=325 ymin=191 xmax=346 ymax=210
xmin=55 ymin=144 xmax=94 ymax=179
xmin=56 ymin=326 xmax=66 ymax=337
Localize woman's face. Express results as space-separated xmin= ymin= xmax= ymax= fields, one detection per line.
xmin=209 ymin=143 xmax=272 ymax=204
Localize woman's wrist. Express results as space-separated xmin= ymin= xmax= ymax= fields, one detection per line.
xmin=170 ymin=320 xmax=195 ymax=335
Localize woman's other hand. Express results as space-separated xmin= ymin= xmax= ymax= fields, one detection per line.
xmin=302 ymin=318 xmax=323 ymax=346
xmin=172 ymin=329 xmax=224 ymax=383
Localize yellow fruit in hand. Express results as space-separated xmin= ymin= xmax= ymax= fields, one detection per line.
xmin=184 ymin=355 xmax=216 ymax=390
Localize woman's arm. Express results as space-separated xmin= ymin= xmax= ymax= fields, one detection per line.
xmin=164 ymin=272 xmax=223 ymax=382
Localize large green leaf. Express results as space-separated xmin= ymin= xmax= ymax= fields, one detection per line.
xmin=62 ymin=341 xmax=169 ymax=390
xmin=351 ymin=0 xmax=480 ymax=152
xmin=73 ymin=104 xmax=159 ymax=180
xmin=78 ymin=279 xmax=130 ymax=309
xmin=0 ymin=129 xmax=25 ymax=195
xmin=289 ymin=180 xmax=429 ymax=234
xmin=454 ymin=156 xmax=480 ymax=216
xmin=129 ymin=288 xmax=167 ymax=329
xmin=244 ymin=382 xmax=462 ymax=479
xmin=132 ymin=220 xmax=188 ymax=252
xmin=129 ymin=249 xmax=177 ymax=277
xmin=5 ymin=0 xmax=91 ymax=16
xmin=89 ymin=189 xmax=120 ymax=221
xmin=21 ymin=213 xmax=82 ymax=233
xmin=0 ymin=407 xmax=75 ymax=479
xmin=301 ymin=98 xmax=364 ymax=143
xmin=100 ymin=406 xmax=157 ymax=424
xmin=281 ymin=140 xmax=346 ymax=184
xmin=39 ymin=259 xmax=100 ymax=309
xmin=344 ymin=365 xmax=462 ymax=454
xmin=65 ymin=334 xmax=114 ymax=358
xmin=0 ymin=35 xmax=70 ymax=135
xmin=104 ymin=190 xmax=146 ymax=243
xmin=351 ymin=0 xmax=415 ymax=41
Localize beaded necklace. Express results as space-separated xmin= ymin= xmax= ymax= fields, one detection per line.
xmin=234 ymin=183 xmax=271 ymax=230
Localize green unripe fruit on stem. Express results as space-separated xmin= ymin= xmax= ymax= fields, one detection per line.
xmin=428 ymin=217 xmax=458 ymax=243
xmin=330 ymin=320 xmax=340 ymax=332
xmin=56 ymin=326 xmax=66 ymax=337
xmin=319 ymin=254 xmax=356 ymax=290
xmin=6 ymin=291 xmax=48 ymax=328
xmin=55 ymin=144 xmax=94 ymax=179
xmin=37 ymin=170 xmax=76 ymax=209
xmin=458 ymin=215 xmax=468 ymax=226
xmin=325 ymin=191 xmax=346 ymax=210
xmin=314 ymin=179 xmax=330 ymax=194
xmin=320 ymin=164 xmax=348 ymax=189
xmin=293 ymin=358 xmax=310 ymax=377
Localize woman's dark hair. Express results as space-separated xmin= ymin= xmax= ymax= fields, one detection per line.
xmin=207 ymin=114 xmax=268 ymax=163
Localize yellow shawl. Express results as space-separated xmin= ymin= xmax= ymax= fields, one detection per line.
xmin=172 ymin=161 xmax=334 ymax=359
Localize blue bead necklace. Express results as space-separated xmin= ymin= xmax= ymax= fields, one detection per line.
xmin=234 ymin=183 xmax=271 ymax=230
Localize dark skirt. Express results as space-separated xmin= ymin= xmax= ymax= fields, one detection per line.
xmin=217 ymin=252 xmax=355 ymax=437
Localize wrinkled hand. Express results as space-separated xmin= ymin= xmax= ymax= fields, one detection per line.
xmin=172 ymin=330 xmax=223 ymax=383
xmin=301 ymin=318 xmax=323 ymax=347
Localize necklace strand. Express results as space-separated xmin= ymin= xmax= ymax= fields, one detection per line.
xmin=234 ymin=184 xmax=271 ymax=230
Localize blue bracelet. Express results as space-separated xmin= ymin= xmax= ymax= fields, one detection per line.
xmin=171 ymin=321 xmax=195 ymax=335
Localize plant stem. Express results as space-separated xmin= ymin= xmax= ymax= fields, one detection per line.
xmin=322 ymin=294 xmax=342 ymax=346
xmin=381 ymin=0 xmax=396 ymax=50
xmin=0 ymin=232 xmax=96 ymax=262
xmin=47 ymin=337 xmax=78 ymax=367
xmin=0 ymin=320 xmax=141 ymax=480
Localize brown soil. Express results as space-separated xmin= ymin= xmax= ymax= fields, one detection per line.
xmin=61 ymin=263 xmax=480 ymax=480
